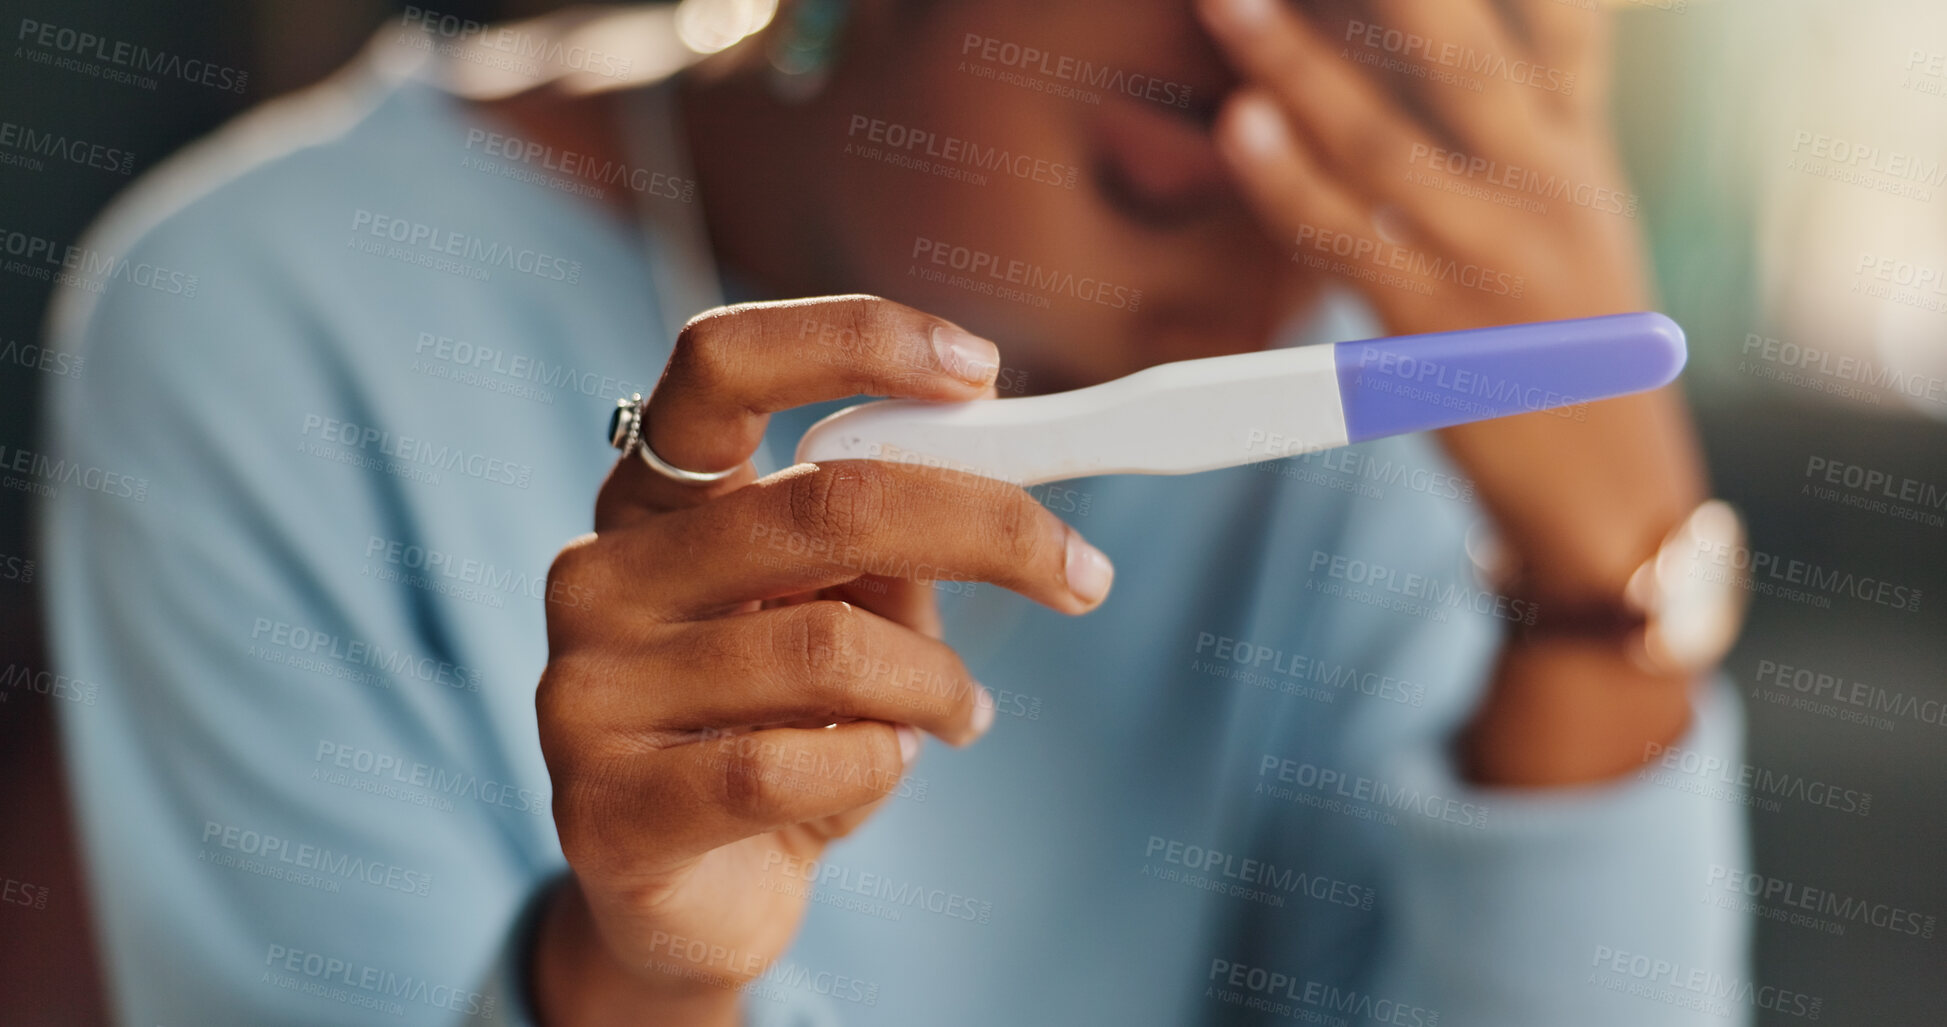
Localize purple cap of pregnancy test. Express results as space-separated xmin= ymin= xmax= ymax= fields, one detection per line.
xmin=1331 ymin=312 xmax=1687 ymax=443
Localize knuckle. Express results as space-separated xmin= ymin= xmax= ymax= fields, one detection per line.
xmin=789 ymin=463 xmax=893 ymax=546
xmin=544 ymin=537 xmax=605 ymax=646
xmin=546 ymin=534 xmax=600 ymax=591
xmin=992 ymin=489 xmax=1057 ymax=575
xmin=533 ymin=657 xmax=612 ymax=766
xmin=718 ymin=740 xmax=790 ymax=822
xmin=831 ymin=295 xmax=893 ymax=349
xmin=784 ymin=601 xmax=862 ymax=686
xmin=831 ymin=296 xmax=919 ymax=389
xmin=672 ymin=308 xmax=741 ymax=392
xmin=534 ymin=662 xmax=575 ymax=732
xmin=551 ymin=756 xmax=632 ymax=875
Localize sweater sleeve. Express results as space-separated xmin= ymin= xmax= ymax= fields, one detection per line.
xmin=1364 ymin=675 xmax=1755 ymax=1027
xmin=42 ymin=194 xmax=556 ymax=1027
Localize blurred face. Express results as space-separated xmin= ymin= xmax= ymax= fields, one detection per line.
xmin=803 ymin=0 xmax=1312 ymax=390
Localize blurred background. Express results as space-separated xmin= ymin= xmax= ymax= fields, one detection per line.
xmin=1 ymin=0 xmax=1941 ymax=1022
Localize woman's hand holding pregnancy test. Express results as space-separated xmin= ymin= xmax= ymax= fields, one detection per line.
xmin=532 ymin=297 xmax=1110 ymax=1026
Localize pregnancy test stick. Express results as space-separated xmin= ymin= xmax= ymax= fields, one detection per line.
xmin=794 ymin=312 xmax=1686 ymax=486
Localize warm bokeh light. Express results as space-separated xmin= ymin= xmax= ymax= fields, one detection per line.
xmin=675 ymin=0 xmax=780 ymax=54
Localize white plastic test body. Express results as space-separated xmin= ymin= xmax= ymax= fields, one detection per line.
xmin=793 ymin=313 xmax=1688 ymax=487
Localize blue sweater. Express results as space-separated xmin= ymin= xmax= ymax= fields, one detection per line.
xmin=41 ymin=42 xmax=1750 ymax=1027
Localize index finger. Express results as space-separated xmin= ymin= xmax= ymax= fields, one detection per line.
xmin=599 ymin=295 xmax=1002 ymax=526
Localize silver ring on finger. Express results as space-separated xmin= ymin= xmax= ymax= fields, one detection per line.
xmin=608 ymin=393 xmax=740 ymax=485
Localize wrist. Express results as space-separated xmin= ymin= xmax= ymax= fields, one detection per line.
xmin=1489 ymin=500 xmax=1749 ymax=679
xmin=531 ymin=878 xmax=742 ymax=1027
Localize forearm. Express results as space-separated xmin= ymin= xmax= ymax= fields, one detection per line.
xmin=1440 ymin=387 xmax=1711 ymax=787
xmin=1440 ymin=388 xmax=1707 ymax=598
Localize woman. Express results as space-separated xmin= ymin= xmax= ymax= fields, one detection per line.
xmin=44 ymin=0 xmax=1750 ymax=1023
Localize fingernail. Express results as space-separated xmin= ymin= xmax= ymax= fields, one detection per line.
xmin=895 ymin=723 xmax=921 ymax=764
xmin=969 ymin=685 xmax=996 ymax=740
xmin=1229 ymin=95 xmax=1290 ymax=157
xmin=932 ymin=324 xmax=999 ymax=386
xmin=1064 ymin=532 xmax=1115 ymax=605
